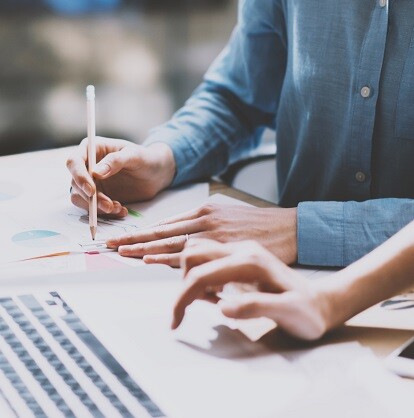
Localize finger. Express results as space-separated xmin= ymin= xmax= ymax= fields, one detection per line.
xmin=106 ymin=218 xmax=204 ymax=248
xmin=199 ymin=294 xmax=221 ymax=305
xmin=99 ymin=201 xmax=128 ymax=218
xmin=73 ymin=171 xmax=128 ymax=218
xmin=66 ymin=139 xmax=95 ymax=197
xmin=171 ymin=291 xmax=222 ymax=329
xmin=157 ymin=204 xmax=221 ymax=227
xmin=155 ymin=206 xmax=203 ymax=226
xmin=117 ymin=206 xmax=129 ymax=218
xmin=118 ymin=235 xmax=188 ymax=258
xmin=172 ymin=255 xmax=268 ymax=329
xmin=184 ymin=237 xmax=217 ymax=248
xmin=70 ymin=188 xmax=89 ymax=212
xmin=96 ymin=192 xmax=115 ymax=214
xmin=71 ymin=181 xmax=89 ymax=203
xmin=111 ymin=201 xmax=125 ymax=216
xmin=219 ymin=292 xmax=283 ymax=321
xmin=180 ymin=238 xmax=267 ymax=275
xmin=180 ymin=240 xmax=230 ymax=275
xmin=143 ymin=253 xmax=181 ymax=267
xmin=70 ymin=182 xmax=126 ymax=218
xmin=93 ymin=145 xmax=141 ymax=179
xmin=95 ymin=193 xmax=128 ymax=217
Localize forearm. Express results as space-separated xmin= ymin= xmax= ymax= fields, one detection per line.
xmin=144 ymin=142 xmax=176 ymax=190
xmin=144 ymin=82 xmax=270 ymax=186
xmin=144 ymin=16 xmax=285 ymax=186
xmin=319 ymin=220 xmax=414 ymax=330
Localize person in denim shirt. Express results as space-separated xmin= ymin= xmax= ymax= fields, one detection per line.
xmin=68 ymin=0 xmax=414 ymax=268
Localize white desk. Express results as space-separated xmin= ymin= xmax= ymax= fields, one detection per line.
xmin=0 ymin=148 xmax=412 ymax=418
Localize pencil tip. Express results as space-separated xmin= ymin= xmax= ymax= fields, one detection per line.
xmin=90 ymin=226 xmax=97 ymax=241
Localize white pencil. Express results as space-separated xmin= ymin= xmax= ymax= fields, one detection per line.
xmin=86 ymin=85 xmax=97 ymax=240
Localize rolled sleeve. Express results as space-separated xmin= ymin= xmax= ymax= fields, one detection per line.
xmin=143 ymin=129 xmax=200 ymax=187
xmin=297 ymin=201 xmax=345 ymax=267
xmin=298 ymin=199 xmax=414 ymax=267
xmin=143 ymin=3 xmax=287 ymax=187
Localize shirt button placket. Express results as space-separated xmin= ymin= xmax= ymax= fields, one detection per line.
xmin=379 ymin=0 xmax=387 ymax=8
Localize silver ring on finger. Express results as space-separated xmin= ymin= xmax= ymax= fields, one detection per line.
xmin=184 ymin=234 xmax=190 ymax=246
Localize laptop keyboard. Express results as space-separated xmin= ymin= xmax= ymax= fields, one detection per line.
xmin=0 ymin=292 xmax=166 ymax=418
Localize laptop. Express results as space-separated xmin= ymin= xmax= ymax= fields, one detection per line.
xmin=0 ymin=265 xmax=300 ymax=418
xmin=0 ymin=290 xmax=164 ymax=417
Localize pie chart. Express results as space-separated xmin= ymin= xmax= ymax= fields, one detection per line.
xmin=11 ymin=230 xmax=69 ymax=248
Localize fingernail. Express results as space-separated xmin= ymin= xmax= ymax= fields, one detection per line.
xmin=118 ymin=246 xmax=131 ymax=255
xmin=94 ymin=163 xmax=111 ymax=176
xmin=98 ymin=201 xmax=112 ymax=213
xmin=112 ymin=205 xmax=120 ymax=215
xmin=106 ymin=239 xmax=117 ymax=247
xmin=143 ymin=255 xmax=155 ymax=264
xmin=83 ymin=183 xmax=94 ymax=197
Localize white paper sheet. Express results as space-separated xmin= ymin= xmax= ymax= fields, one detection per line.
xmin=0 ymin=183 xmax=208 ymax=265
xmin=0 ymin=147 xmax=73 ymax=210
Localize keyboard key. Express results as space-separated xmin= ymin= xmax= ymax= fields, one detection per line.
xmin=0 ymin=351 xmax=46 ymax=417
xmin=2 ymin=300 xmax=104 ymax=418
xmin=20 ymin=295 xmax=134 ymax=417
xmin=51 ymin=293 xmax=166 ymax=417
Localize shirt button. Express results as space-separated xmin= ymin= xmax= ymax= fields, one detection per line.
xmin=355 ymin=171 xmax=366 ymax=183
xmin=379 ymin=0 xmax=387 ymax=7
xmin=360 ymin=86 xmax=371 ymax=98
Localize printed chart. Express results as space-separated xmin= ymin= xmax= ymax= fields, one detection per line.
xmin=11 ymin=230 xmax=70 ymax=248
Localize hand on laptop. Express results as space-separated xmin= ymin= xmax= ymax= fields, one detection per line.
xmin=67 ymin=137 xmax=176 ymax=217
xmin=106 ymin=204 xmax=298 ymax=267
xmin=171 ymin=239 xmax=330 ymax=340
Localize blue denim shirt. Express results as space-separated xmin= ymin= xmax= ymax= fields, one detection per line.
xmin=145 ymin=0 xmax=414 ymax=267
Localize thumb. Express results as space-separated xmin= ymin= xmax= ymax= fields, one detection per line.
xmin=93 ymin=146 xmax=141 ymax=179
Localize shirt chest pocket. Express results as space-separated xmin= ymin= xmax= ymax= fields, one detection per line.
xmin=396 ymin=34 xmax=414 ymax=140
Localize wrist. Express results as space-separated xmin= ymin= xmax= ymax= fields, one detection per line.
xmin=275 ymin=207 xmax=298 ymax=265
xmin=288 ymin=207 xmax=298 ymax=264
xmin=314 ymin=282 xmax=339 ymax=333
xmin=146 ymin=142 xmax=176 ymax=189
xmin=314 ymin=270 xmax=365 ymax=332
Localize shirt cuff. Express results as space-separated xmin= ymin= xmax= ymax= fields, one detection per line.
xmin=297 ymin=201 xmax=345 ymax=267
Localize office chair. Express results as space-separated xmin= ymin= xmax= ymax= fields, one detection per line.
xmin=220 ymin=143 xmax=278 ymax=204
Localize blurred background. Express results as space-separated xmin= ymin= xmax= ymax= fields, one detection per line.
xmin=0 ymin=0 xmax=237 ymax=155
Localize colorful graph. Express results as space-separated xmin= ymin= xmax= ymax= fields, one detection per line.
xmin=69 ymin=213 xmax=143 ymax=235
xmin=12 ymin=230 xmax=69 ymax=248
